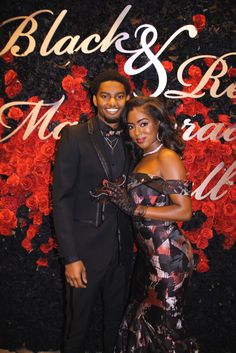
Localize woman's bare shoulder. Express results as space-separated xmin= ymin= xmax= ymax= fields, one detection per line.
xmin=158 ymin=148 xmax=186 ymax=179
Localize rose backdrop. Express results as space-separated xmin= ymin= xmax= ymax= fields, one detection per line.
xmin=0 ymin=0 xmax=235 ymax=352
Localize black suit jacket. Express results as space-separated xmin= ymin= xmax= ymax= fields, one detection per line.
xmin=53 ymin=116 xmax=134 ymax=272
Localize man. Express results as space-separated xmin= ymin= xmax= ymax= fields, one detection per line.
xmin=53 ymin=70 xmax=134 ymax=353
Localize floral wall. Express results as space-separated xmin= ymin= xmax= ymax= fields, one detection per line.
xmin=0 ymin=0 xmax=235 ymax=352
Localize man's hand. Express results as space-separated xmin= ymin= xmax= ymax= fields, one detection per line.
xmin=65 ymin=260 xmax=87 ymax=288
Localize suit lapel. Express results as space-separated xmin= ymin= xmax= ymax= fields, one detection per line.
xmin=122 ymin=138 xmax=130 ymax=177
xmin=88 ymin=117 xmax=112 ymax=179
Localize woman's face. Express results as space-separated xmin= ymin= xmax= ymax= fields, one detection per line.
xmin=127 ymin=106 xmax=160 ymax=153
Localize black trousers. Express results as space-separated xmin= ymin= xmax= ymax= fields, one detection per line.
xmin=63 ymin=254 xmax=127 ymax=353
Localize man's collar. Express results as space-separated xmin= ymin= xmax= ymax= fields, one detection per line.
xmin=98 ymin=118 xmax=123 ymax=136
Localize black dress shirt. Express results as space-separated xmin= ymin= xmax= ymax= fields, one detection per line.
xmin=98 ymin=119 xmax=125 ymax=180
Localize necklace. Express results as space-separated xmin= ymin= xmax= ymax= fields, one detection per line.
xmin=100 ymin=130 xmax=120 ymax=150
xmin=104 ymin=136 xmax=119 ymax=150
xmin=143 ymin=143 xmax=163 ymax=157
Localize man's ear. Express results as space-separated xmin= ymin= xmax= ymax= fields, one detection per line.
xmin=126 ymin=95 xmax=130 ymax=101
xmin=93 ymin=95 xmax=97 ymax=107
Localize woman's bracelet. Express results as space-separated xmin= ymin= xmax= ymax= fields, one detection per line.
xmin=134 ymin=205 xmax=147 ymax=218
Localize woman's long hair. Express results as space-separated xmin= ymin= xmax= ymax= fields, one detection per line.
xmin=122 ymin=96 xmax=185 ymax=156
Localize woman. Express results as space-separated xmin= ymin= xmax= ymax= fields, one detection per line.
xmin=92 ymin=96 xmax=199 ymax=352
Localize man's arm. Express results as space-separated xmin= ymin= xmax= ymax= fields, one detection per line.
xmin=53 ymin=126 xmax=87 ymax=287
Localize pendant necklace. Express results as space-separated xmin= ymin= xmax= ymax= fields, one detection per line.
xmin=104 ymin=136 xmax=119 ymax=150
xmin=143 ymin=143 xmax=163 ymax=157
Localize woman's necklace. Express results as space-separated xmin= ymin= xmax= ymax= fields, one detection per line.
xmin=143 ymin=143 xmax=163 ymax=157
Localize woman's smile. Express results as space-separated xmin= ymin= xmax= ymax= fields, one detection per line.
xmin=127 ymin=107 xmax=161 ymax=154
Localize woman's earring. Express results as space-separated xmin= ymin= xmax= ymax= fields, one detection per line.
xmin=157 ymin=132 xmax=161 ymax=142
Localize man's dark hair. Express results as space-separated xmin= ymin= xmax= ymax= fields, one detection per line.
xmin=90 ymin=69 xmax=131 ymax=95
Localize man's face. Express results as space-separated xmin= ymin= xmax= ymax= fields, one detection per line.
xmin=93 ymin=80 xmax=129 ymax=127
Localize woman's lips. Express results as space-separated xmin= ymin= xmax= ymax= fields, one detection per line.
xmin=136 ymin=137 xmax=146 ymax=144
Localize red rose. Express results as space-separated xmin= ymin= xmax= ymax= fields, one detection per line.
xmin=227 ymin=67 xmax=236 ymax=78
xmin=228 ymin=185 xmax=236 ymax=200
xmin=39 ymin=141 xmax=56 ymax=159
xmin=62 ymin=75 xmax=74 ymax=92
xmin=80 ymin=101 xmax=92 ymax=114
xmin=1 ymin=183 xmax=10 ymax=198
xmin=33 ymin=212 xmax=42 ymax=226
xmin=6 ymin=173 xmax=20 ymax=188
xmin=203 ymin=57 xmax=223 ymax=71
xmin=162 ymin=61 xmax=173 ymax=73
xmin=71 ymin=65 xmax=88 ymax=78
xmin=5 ymin=80 xmax=23 ymax=98
xmin=26 ymin=194 xmax=39 ymax=210
xmin=27 ymin=96 xmax=40 ymax=111
xmin=217 ymin=114 xmax=230 ymax=124
xmin=196 ymin=235 xmax=209 ymax=249
xmin=37 ymin=193 xmax=50 ymax=215
xmin=21 ymin=139 xmax=36 ymax=156
xmin=192 ymin=14 xmax=206 ymax=32
xmin=153 ymin=43 xmax=161 ymax=53
xmin=0 ymin=162 xmax=13 ymax=176
xmin=17 ymin=159 xmax=34 ymax=177
xmin=40 ymin=237 xmax=54 ymax=254
xmin=194 ymin=168 xmax=208 ymax=183
xmin=181 ymin=78 xmax=199 ymax=93
xmin=36 ymin=257 xmax=48 ymax=267
xmin=33 ymin=162 xmax=50 ymax=178
xmin=0 ymin=195 xmax=18 ymax=212
xmin=181 ymin=98 xmax=197 ymax=116
xmin=201 ymin=201 xmax=215 ymax=217
xmin=59 ymin=101 xmax=77 ymax=119
xmin=188 ymin=65 xmax=202 ymax=79
xmin=1 ymin=51 xmax=14 ymax=63
xmin=0 ymin=225 xmax=13 ymax=236
xmin=196 ymin=259 xmax=209 ymax=272
xmin=223 ymin=235 xmax=235 ymax=250
xmin=73 ymin=77 xmax=84 ymax=90
xmin=183 ymin=149 xmax=196 ymax=165
xmin=28 ymin=96 xmax=40 ymax=103
xmin=191 ymin=198 xmax=201 ymax=211
xmin=4 ymin=69 xmax=17 ymax=85
xmin=0 ymin=209 xmax=17 ymax=229
xmin=26 ymin=224 xmax=39 ymax=240
xmin=21 ymin=237 xmax=32 ymax=252
xmin=20 ymin=175 xmax=35 ymax=191
xmin=196 ymin=251 xmax=209 ymax=272
xmin=74 ymin=89 xmax=87 ymax=102
xmin=223 ymin=202 xmax=235 ymax=217
xmin=200 ymin=227 xmax=213 ymax=239
xmin=221 ymin=144 xmax=232 ymax=156
xmin=218 ymin=219 xmax=234 ymax=233
xmin=8 ymin=106 xmax=24 ymax=121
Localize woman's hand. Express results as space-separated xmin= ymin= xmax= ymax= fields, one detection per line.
xmin=102 ymin=179 xmax=137 ymax=216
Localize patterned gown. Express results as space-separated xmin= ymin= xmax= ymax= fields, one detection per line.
xmin=115 ymin=173 xmax=199 ymax=353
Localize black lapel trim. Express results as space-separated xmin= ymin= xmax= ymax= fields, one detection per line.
xmin=88 ymin=118 xmax=111 ymax=179
xmin=122 ymin=139 xmax=129 ymax=176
